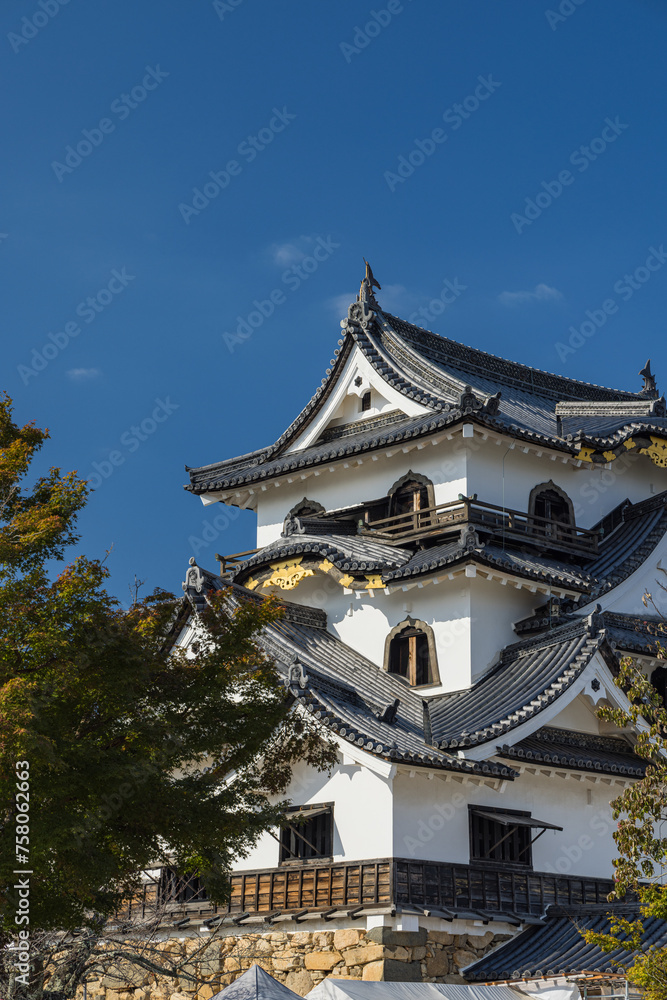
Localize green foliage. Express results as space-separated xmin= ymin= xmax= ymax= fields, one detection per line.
xmin=0 ymin=394 xmax=337 ymax=936
xmin=581 ymin=616 xmax=667 ymax=998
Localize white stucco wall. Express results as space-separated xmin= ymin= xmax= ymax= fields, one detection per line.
xmin=466 ymin=435 xmax=666 ymax=530
xmin=282 ymin=572 xmax=538 ymax=695
xmin=233 ymin=752 xmax=394 ymax=872
xmin=391 ymin=767 xmax=621 ymax=880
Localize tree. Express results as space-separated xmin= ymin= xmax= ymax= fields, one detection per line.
xmin=0 ymin=393 xmax=336 ymax=997
xmin=583 ymin=599 xmax=667 ymax=1000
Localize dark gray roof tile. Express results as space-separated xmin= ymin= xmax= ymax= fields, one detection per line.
xmin=466 ymin=903 xmax=666 ymax=980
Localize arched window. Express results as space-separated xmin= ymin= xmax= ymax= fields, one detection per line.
xmin=384 ymin=618 xmax=439 ymax=687
xmin=528 ymin=481 xmax=574 ymax=539
xmin=387 ymin=471 xmax=435 ymax=519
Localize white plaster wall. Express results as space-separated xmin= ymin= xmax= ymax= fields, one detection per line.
xmin=469 ymin=575 xmax=536 ymax=682
xmin=467 ymin=436 xmax=665 ymax=530
xmin=281 ymin=571 xmax=543 ymax=695
xmin=255 ymin=437 xmax=469 ymax=548
xmin=391 ymin=767 xmax=620 ymax=880
xmin=233 ymin=754 xmax=394 ymax=872
xmin=549 ymin=694 xmax=602 ymax=735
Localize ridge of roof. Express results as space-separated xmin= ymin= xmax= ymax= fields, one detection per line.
xmin=380 ymin=310 xmax=645 ymax=403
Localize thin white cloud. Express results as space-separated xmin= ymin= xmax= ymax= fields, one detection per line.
xmin=67 ymin=368 xmax=100 ymax=380
xmin=268 ymin=236 xmax=316 ymax=267
xmin=498 ymin=283 xmax=562 ymax=306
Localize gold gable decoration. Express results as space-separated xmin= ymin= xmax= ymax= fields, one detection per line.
xmin=262 ymin=558 xmax=315 ymax=591
xmin=577 ymin=434 xmax=667 ymax=468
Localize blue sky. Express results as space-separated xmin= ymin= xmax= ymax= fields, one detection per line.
xmin=3 ymin=0 xmax=667 ymax=601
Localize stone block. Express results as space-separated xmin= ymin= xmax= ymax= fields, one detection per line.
xmin=362 ymin=961 xmax=385 ymax=981
xmin=426 ymin=952 xmax=449 ymax=977
xmin=304 ymin=952 xmax=343 ymax=972
xmin=290 ymin=932 xmax=313 ymax=947
xmin=313 ymin=933 xmax=334 ymax=948
xmin=334 ymin=929 xmax=362 ymax=951
xmin=199 ymin=987 xmax=215 ymax=1000
xmin=366 ymin=928 xmax=427 ymax=948
xmin=468 ymin=931 xmax=496 ymax=951
xmin=452 ymin=949 xmax=477 ymax=971
xmin=387 ymin=946 xmax=410 ymax=961
xmin=343 ymin=945 xmax=385 ymax=967
xmin=223 ymin=957 xmax=241 ymax=973
xmin=442 ymin=975 xmax=468 ymax=984
xmin=285 ymin=971 xmax=314 ymax=996
xmin=384 ymin=960 xmax=422 ymax=982
xmin=273 ymin=957 xmax=302 ymax=972
xmin=428 ymin=931 xmax=454 ymax=946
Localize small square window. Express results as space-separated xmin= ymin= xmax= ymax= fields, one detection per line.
xmin=469 ymin=807 xmax=533 ymax=868
xmin=279 ymin=804 xmax=333 ymax=863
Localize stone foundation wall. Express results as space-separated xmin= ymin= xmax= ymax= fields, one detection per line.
xmin=79 ymin=926 xmax=513 ymax=1000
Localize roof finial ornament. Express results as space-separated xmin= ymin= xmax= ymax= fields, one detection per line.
xmin=359 ymin=258 xmax=381 ymax=306
xmin=639 ymin=359 xmax=658 ymax=397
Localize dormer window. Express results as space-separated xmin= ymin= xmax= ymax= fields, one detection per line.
xmin=361 ymin=391 xmax=372 ymax=412
xmin=529 ymin=482 xmax=574 ymax=538
xmin=387 ymin=472 xmax=435 ymax=519
xmin=384 ymin=618 xmax=439 ymax=687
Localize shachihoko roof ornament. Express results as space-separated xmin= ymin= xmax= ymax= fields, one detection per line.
xmin=640 ymin=357 xmax=658 ymax=397
xmin=359 ymin=258 xmax=381 ymax=308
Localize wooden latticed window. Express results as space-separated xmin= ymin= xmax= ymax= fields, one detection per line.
xmin=279 ymin=804 xmax=333 ymax=864
xmin=158 ymin=868 xmax=208 ymax=903
xmin=361 ymin=390 xmax=372 ymax=412
xmin=469 ymin=806 xmax=562 ymax=869
xmin=385 ymin=618 xmax=439 ymax=687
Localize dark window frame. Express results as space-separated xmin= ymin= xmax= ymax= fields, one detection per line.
xmin=361 ymin=390 xmax=372 ymax=412
xmin=384 ymin=617 xmax=440 ymax=688
xmin=469 ymin=806 xmax=534 ymax=871
xmin=278 ymin=802 xmax=334 ymax=866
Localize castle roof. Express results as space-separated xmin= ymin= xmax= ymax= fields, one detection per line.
xmin=186 ymin=298 xmax=666 ymax=497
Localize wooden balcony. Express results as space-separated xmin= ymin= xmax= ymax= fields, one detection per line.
xmin=132 ymin=858 xmax=614 ymax=924
xmin=360 ymin=497 xmax=599 ymax=559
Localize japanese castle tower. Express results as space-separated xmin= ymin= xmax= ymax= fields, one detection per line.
xmin=174 ymin=266 xmax=667 ymax=990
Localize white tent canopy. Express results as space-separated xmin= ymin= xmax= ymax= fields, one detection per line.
xmin=211 ymin=965 xmax=302 ymax=1000
xmin=306 ymin=982 xmax=573 ymax=1000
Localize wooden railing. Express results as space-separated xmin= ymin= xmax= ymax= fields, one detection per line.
xmin=146 ymin=858 xmax=614 ymax=922
xmin=361 ymin=497 xmax=599 ymax=558
xmin=393 ymin=859 xmax=614 ymax=918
